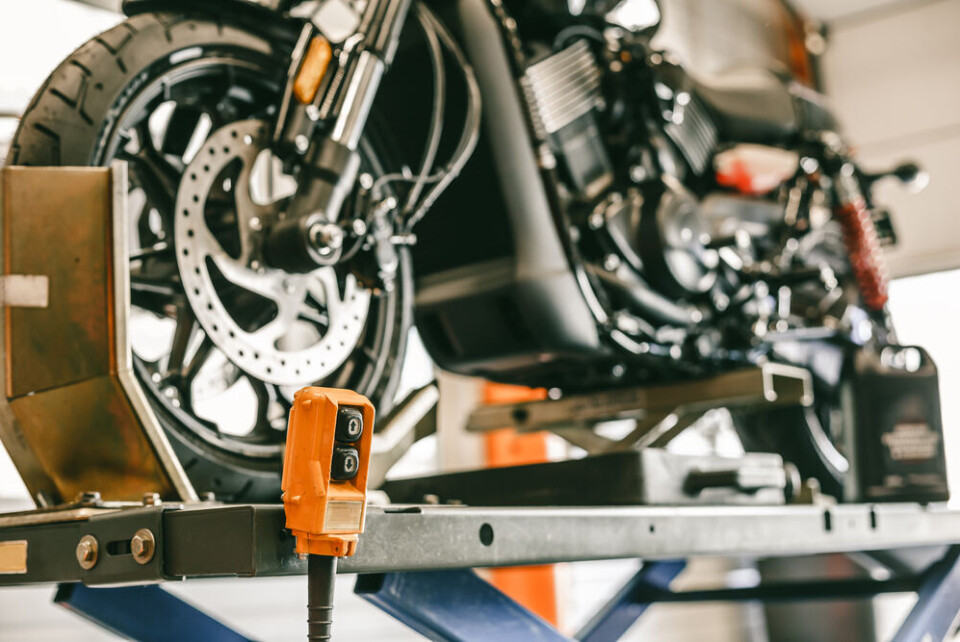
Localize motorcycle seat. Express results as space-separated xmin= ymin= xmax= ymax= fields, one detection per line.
xmin=693 ymin=67 xmax=837 ymax=145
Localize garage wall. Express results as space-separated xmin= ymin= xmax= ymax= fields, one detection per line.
xmin=816 ymin=0 xmax=960 ymax=277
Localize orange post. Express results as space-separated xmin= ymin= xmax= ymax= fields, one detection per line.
xmin=483 ymin=382 xmax=559 ymax=626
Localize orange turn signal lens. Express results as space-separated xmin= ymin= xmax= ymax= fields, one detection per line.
xmin=293 ymin=35 xmax=333 ymax=105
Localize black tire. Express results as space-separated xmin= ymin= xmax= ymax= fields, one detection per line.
xmin=11 ymin=14 xmax=277 ymax=167
xmin=8 ymin=13 xmax=411 ymax=502
xmin=732 ymin=407 xmax=847 ymax=500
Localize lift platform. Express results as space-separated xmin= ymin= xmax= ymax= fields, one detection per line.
xmin=2 ymin=498 xmax=960 ymax=640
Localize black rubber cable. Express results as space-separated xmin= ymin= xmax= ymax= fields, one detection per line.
xmin=403 ymin=3 xmax=482 ymax=232
xmin=404 ymin=5 xmax=447 ymax=211
xmin=307 ymin=555 xmax=337 ymax=641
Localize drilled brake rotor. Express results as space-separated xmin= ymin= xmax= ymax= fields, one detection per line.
xmin=174 ymin=119 xmax=370 ymax=387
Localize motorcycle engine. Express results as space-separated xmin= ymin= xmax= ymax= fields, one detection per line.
xmin=518 ymin=31 xmax=860 ymax=382
xmin=522 ymin=38 xmax=734 ymax=370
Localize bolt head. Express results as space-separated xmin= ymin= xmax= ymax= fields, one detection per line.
xmin=294 ymin=135 xmax=310 ymax=154
xmin=308 ymin=223 xmax=345 ymax=257
xmin=75 ymin=491 xmax=101 ymax=505
xmin=76 ymin=535 xmax=98 ymax=570
xmin=131 ymin=529 xmax=156 ymax=565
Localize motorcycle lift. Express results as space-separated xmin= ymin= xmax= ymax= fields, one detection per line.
xmin=3 ymin=495 xmax=960 ymax=640
xmin=0 ymin=165 xmax=957 ymax=641
xmin=0 ymin=348 xmax=956 ymax=642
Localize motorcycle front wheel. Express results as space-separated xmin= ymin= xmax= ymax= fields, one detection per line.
xmin=9 ymin=13 xmax=411 ymax=502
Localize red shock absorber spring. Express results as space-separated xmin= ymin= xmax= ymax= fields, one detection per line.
xmin=834 ymin=195 xmax=889 ymax=311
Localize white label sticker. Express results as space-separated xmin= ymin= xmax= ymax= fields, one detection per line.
xmin=882 ymin=423 xmax=940 ymax=462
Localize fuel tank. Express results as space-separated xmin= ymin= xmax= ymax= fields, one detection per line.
xmin=523 ymin=0 xmax=619 ymax=18
xmin=520 ymin=0 xmax=661 ymax=30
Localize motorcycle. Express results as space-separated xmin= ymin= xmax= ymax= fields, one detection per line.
xmin=8 ymin=0 xmax=931 ymax=502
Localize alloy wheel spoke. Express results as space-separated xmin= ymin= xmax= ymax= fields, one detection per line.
xmin=165 ymin=306 xmax=197 ymax=377
xmin=181 ymin=334 xmax=217 ymax=387
xmin=130 ymin=242 xmax=174 ymax=262
xmin=160 ymin=104 xmax=206 ymax=157
xmin=119 ymin=121 xmax=183 ymax=224
xmin=233 ymin=377 xmax=278 ymax=442
xmin=297 ymin=306 xmax=330 ymax=328
xmin=130 ymin=278 xmax=182 ymax=300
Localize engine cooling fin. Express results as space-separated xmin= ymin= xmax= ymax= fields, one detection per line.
xmin=521 ymin=40 xmax=604 ymax=139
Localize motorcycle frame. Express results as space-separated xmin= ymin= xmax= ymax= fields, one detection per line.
xmin=407 ymin=0 xmax=626 ymax=383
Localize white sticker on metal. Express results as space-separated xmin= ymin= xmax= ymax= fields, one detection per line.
xmin=0 ymin=275 xmax=48 ymax=308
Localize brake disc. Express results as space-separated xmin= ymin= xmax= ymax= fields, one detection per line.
xmin=174 ymin=119 xmax=370 ymax=387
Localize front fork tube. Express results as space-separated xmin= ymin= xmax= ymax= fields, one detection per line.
xmin=266 ymin=0 xmax=413 ymax=273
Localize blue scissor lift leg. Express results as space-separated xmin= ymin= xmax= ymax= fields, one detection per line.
xmin=55 ymin=584 xmax=252 ymax=642
xmin=892 ymin=546 xmax=960 ymax=642
xmin=355 ymin=568 xmax=573 ymax=641
xmin=355 ymin=561 xmax=686 ymax=642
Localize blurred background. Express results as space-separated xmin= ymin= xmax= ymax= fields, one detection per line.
xmin=0 ymin=0 xmax=958 ymax=639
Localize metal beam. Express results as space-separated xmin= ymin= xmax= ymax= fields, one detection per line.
xmin=5 ymin=502 xmax=960 ymax=584
xmin=466 ymin=364 xmax=812 ymax=434
xmin=345 ymin=503 xmax=960 ymax=574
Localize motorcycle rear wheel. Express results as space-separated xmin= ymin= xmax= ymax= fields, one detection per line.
xmin=8 ymin=13 xmax=411 ymax=502
xmin=731 ymin=354 xmax=850 ymax=500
